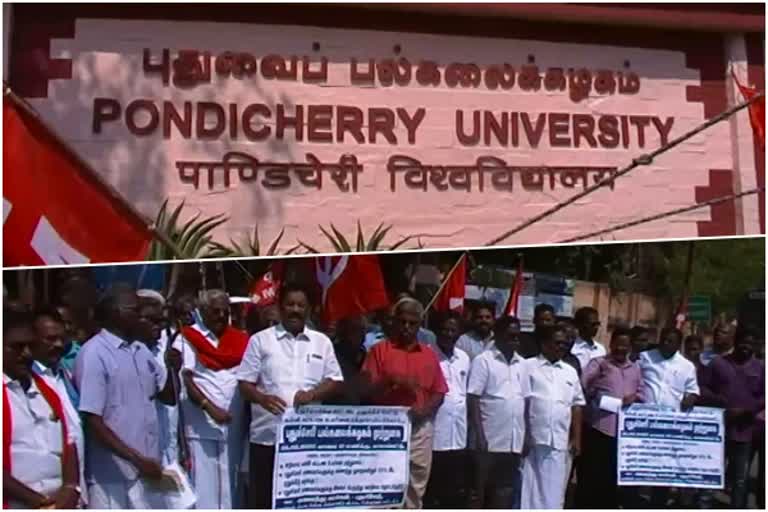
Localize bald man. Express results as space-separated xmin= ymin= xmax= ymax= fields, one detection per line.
xmin=362 ymin=298 xmax=448 ymax=509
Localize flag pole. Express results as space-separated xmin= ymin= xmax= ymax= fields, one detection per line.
xmin=422 ymin=252 xmax=468 ymax=317
xmin=3 ymin=84 xmax=182 ymax=260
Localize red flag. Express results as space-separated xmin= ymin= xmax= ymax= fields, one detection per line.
xmin=313 ymin=255 xmax=390 ymax=323
xmin=249 ymin=261 xmax=285 ymax=307
xmin=732 ymin=69 xmax=765 ymax=150
xmin=504 ymin=259 xmax=524 ymax=317
xmin=433 ymin=254 xmax=467 ymax=313
xmin=3 ymin=94 xmax=153 ymax=266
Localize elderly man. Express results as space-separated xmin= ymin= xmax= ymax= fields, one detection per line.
xmin=174 ymin=289 xmax=248 ymax=509
xmin=237 ymin=283 xmax=344 ymax=509
xmin=4 ymin=311 xmax=81 ymax=509
xmin=29 ymin=308 xmax=87 ymax=506
xmin=362 ymin=297 xmax=448 ymax=509
xmin=74 ymin=284 xmax=176 ymax=509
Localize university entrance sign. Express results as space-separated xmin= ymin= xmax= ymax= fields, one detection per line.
xmin=18 ymin=15 xmax=762 ymax=251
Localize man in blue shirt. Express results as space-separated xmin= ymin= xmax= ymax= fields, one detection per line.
xmin=74 ymin=284 xmax=177 ymax=509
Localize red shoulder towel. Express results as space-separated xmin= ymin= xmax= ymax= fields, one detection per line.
xmin=181 ymin=326 xmax=249 ymax=371
xmin=3 ymin=373 xmax=70 ymax=509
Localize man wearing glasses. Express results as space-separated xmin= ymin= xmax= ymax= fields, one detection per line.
xmin=74 ymin=284 xmax=176 ymax=509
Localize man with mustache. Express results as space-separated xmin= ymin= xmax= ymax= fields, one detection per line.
xmin=467 ymin=316 xmax=528 ymax=509
xmin=172 ymin=289 xmax=247 ymax=509
xmin=571 ymin=307 xmax=606 ymax=373
xmin=74 ymin=284 xmax=177 ymax=509
xmin=237 ymin=283 xmax=344 ymax=509
xmin=638 ymin=327 xmax=700 ymax=507
xmin=361 ymin=297 xmax=448 ymax=509
xmin=521 ymin=325 xmax=585 ymax=510
xmin=3 ymin=311 xmax=81 ymax=509
xmin=425 ymin=311 xmax=470 ymax=509
xmin=456 ymin=304 xmax=496 ymax=361
xmin=29 ymin=307 xmax=87 ymax=507
xmin=576 ymin=327 xmax=645 ymax=509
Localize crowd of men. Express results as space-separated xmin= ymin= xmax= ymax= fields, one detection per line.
xmin=3 ymin=274 xmax=765 ymax=509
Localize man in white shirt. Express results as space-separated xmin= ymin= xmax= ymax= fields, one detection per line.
xmin=456 ymin=304 xmax=496 ymax=361
xmin=639 ymin=327 xmax=700 ymax=410
xmin=425 ymin=311 xmax=471 ymax=509
xmin=638 ymin=327 xmax=700 ymax=508
xmin=521 ymin=325 xmax=586 ymax=510
xmin=3 ymin=311 xmax=81 ymax=509
xmin=570 ymin=307 xmax=606 ymax=373
xmin=237 ymin=283 xmax=344 ymax=509
xmin=172 ymin=289 xmax=248 ymax=509
xmin=29 ymin=308 xmax=87 ymax=507
xmin=136 ymin=291 xmax=181 ymax=470
xmin=468 ymin=316 xmax=529 ymax=509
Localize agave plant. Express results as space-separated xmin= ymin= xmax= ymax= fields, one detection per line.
xmin=206 ymin=226 xmax=300 ymax=257
xmin=297 ymin=221 xmax=424 ymax=254
xmin=149 ymin=199 xmax=228 ymax=260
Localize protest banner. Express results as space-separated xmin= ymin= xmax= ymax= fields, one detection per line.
xmin=618 ymin=404 xmax=725 ymax=489
xmin=273 ymin=406 xmax=411 ymax=509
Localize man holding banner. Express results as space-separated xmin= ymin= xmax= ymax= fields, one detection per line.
xmin=236 ymin=283 xmax=344 ymax=509
xmin=361 ymin=297 xmax=448 ymax=509
xmin=637 ymin=327 xmax=700 ymax=507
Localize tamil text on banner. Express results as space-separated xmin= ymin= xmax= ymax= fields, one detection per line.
xmin=273 ymin=406 xmax=411 ymax=509
xmin=618 ymin=404 xmax=725 ymax=489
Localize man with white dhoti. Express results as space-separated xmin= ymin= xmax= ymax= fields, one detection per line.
xmin=136 ymin=290 xmax=183 ymax=469
xmin=521 ymin=325 xmax=585 ymax=510
xmin=174 ymin=290 xmax=248 ymax=509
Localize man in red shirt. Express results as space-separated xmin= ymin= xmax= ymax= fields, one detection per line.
xmin=362 ymin=297 xmax=448 ymax=509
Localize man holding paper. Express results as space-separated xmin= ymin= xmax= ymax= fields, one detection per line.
xmin=576 ymin=327 xmax=645 ymax=508
xmin=74 ymin=284 xmax=177 ymax=509
xmin=174 ymin=289 xmax=248 ymax=509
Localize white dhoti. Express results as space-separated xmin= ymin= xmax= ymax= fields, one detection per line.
xmin=521 ymin=445 xmax=568 ymax=510
xmin=87 ymin=478 xmax=152 ymax=509
xmin=189 ymin=438 xmax=236 ymax=509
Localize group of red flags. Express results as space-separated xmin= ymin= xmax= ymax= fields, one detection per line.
xmin=248 ymin=251 xmax=527 ymax=324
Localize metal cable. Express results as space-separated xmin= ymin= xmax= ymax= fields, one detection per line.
xmin=557 ymin=187 xmax=764 ymax=243
xmin=485 ymin=91 xmax=765 ymax=246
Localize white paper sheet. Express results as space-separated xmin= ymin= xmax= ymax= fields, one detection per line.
xmin=143 ymin=462 xmax=197 ymax=510
xmin=599 ymin=395 xmax=623 ymax=414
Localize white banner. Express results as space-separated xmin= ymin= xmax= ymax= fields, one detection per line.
xmin=618 ymin=404 xmax=725 ymax=489
xmin=273 ymin=406 xmax=411 ymax=509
